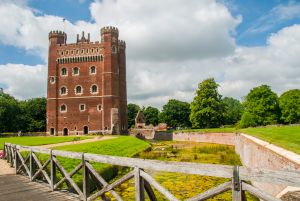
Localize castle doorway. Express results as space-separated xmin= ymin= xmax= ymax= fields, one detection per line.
xmin=63 ymin=128 xmax=68 ymax=136
xmin=83 ymin=126 xmax=89 ymax=135
xmin=50 ymin=128 xmax=55 ymax=135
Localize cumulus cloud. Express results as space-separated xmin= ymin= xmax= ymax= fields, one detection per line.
xmin=0 ymin=0 xmax=299 ymax=109
xmin=0 ymin=64 xmax=47 ymax=99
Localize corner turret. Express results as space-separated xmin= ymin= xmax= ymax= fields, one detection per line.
xmin=49 ymin=30 xmax=67 ymax=45
xmin=100 ymin=26 xmax=119 ymax=42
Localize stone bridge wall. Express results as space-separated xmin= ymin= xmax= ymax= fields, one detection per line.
xmin=172 ymin=132 xmax=300 ymax=197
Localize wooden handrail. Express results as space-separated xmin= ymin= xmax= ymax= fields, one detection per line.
xmin=3 ymin=142 xmax=297 ymax=201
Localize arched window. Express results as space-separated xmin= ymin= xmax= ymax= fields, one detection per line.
xmin=49 ymin=76 xmax=55 ymax=84
xmin=75 ymin=86 xmax=82 ymax=94
xmin=60 ymin=104 xmax=67 ymax=112
xmin=90 ymin=66 xmax=96 ymax=74
xmin=91 ymin=85 xmax=98 ymax=94
xmin=73 ymin=67 xmax=79 ymax=75
xmin=61 ymin=68 xmax=67 ymax=76
xmin=60 ymin=87 xmax=67 ymax=95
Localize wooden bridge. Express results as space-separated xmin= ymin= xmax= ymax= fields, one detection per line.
xmin=2 ymin=142 xmax=300 ymax=201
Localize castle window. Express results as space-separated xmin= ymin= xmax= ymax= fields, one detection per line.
xmin=60 ymin=87 xmax=67 ymax=95
xmin=75 ymin=85 xmax=82 ymax=95
xmin=97 ymin=104 xmax=102 ymax=111
xmin=91 ymin=48 xmax=94 ymax=53
xmin=65 ymin=50 xmax=69 ymax=55
xmin=81 ymin=49 xmax=84 ymax=54
xmin=79 ymin=104 xmax=86 ymax=112
xmin=76 ymin=49 xmax=79 ymax=54
xmin=71 ymin=50 xmax=74 ymax=55
xmin=86 ymin=49 xmax=89 ymax=53
xmin=96 ymin=48 xmax=99 ymax=53
xmin=112 ymin=45 xmax=117 ymax=54
xmin=73 ymin=67 xmax=79 ymax=76
xmin=61 ymin=51 xmax=64 ymax=56
xmin=91 ymin=85 xmax=98 ymax=94
xmin=90 ymin=66 xmax=96 ymax=74
xmin=60 ymin=104 xmax=67 ymax=113
xmin=49 ymin=76 xmax=56 ymax=84
xmin=61 ymin=68 xmax=67 ymax=76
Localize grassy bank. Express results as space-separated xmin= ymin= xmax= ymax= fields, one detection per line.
xmin=0 ymin=136 xmax=92 ymax=149
xmin=240 ymin=125 xmax=300 ymax=154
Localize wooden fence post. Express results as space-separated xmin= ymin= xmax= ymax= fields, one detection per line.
xmin=82 ymin=153 xmax=89 ymax=201
xmin=29 ymin=149 xmax=33 ymax=181
xmin=135 ymin=167 xmax=145 ymax=201
xmin=50 ymin=149 xmax=56 ymax=191
xmin=3 ymin=143 xmax=6 ymax=160
xmin=14 ymin=146 xmax=19 ymax=173
xmin=232 ymin=166 xmax=242 ymax=201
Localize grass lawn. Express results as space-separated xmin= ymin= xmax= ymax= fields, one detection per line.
xmin=174 ymin=127 xmax=237 ymax=133
xmin=34 ymin=136 xmax=150 ymax=185
xmin=0 ymin=136 xmax=93 ymax=149
xmin=240 ymin=125 xmax=300 ymax=154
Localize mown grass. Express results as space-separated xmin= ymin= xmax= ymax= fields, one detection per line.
xmin=0 ymin=136 xmax=92 ymax=149
xmin=174 ymin=127 xmax=237 ymax=133
xmin=240 ymin=125 xmax=300 ymax=154
xmin=30 ymin=136 xmax=150 ymax=191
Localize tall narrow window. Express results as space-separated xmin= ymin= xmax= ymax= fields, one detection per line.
xmin=60 ymin=87 xmax=67 ymax=95
xmin=75 ymin=86 xmax=82 ymax=94
xmin=90 ymin=66 xmax=96 ymax=74
xmin=61 ymin=68 xmax=67 ymax=76
xmin=60 ymin=104 xmax=67 ymax=112
xmin=73 ymin=67 xmax=79 ymax=75
xmin=91 ymin=85 xmax=98 ymax=94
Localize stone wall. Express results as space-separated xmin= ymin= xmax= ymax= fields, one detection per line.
xmin=173 ymin=132 xmax=235 ymax=145
xmin=172 ymin=132 xmax=300 ymax=198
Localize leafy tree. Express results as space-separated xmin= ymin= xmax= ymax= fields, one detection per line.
xmin=127 ymin=103 xmax=140 ymax=128
xmin=243 ymin=85 xmax=280 ymax=126
xmin=159 ymin=99 xmax=191 ymax=128
xmin=239 ymin=112 xmax=257 ymax=128
xmin=279 ymin=89 xmax=300 ymax=124
xmin=222 ymin=97 xmax=244 ymax=125
xmin=143 ymin=106 xmax=160 ymax=126
xmin=0 ymin=93 xmax=21 ymax=132
xmin=190 ymin=78 xmax=224 ymax=128
xmin=19 ymin=98 xmax=46 ymax=132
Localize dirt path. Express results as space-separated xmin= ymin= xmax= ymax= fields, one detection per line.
xmin=0 ymin=159 xmax=15 ymax=175
xmin=38 ymin=135 xmax=117 ymax=149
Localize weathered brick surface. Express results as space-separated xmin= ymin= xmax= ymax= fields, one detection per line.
xmin=47 ymin=27 xmax=127 ymax=135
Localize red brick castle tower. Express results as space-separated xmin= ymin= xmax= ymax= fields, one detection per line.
xmin=46 ymin=26 xmax=127 ymax=135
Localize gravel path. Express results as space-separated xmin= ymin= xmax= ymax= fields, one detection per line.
xmin=0 ymin=158 xmax=15 ymax=175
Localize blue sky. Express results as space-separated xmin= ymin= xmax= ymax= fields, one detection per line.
xmin=0 ymin=0 xmax=300 ymax=107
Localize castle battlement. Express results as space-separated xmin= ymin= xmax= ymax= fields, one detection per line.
xmin=100 ymin=26 xmax=119 ymax=36
xmin=49 ymin=30 xmax=67 ymax=38
xmin=118 ymin=40 xmax=126 ymax=48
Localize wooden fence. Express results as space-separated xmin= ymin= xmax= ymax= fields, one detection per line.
xmin=3 ymin=142 xmax=300 ymax=201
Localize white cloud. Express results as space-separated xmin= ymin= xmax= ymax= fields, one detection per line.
xmin=0 ymin=64 xmax=47 ymax=99
xmin=0 ymin=1 xmax=299 ymax=109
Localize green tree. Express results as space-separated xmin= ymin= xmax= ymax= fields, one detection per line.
xmin=239 ymin=111 xmax=257 ymax=128
xmin=190 ymin=78 xmax=224 ymax=128
xmin=143 ymin=106 xmax=160 ymax=126
xmin=19 ymin=98 xmax=46 ymax=132
xmin=222 ymin=97 xmax=244 ymax=125
xmin=0 ymin=93 xmax=21 ymax=132
xmin=127 ymin=103 xmax=140 ymax=128
xmin=243 ymin=85 xmax=280 ymax=126
xmin=279 ymin=89 xmax=300 ymax=124
xmin=159 ymin=99 xmax=191 ymax=128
